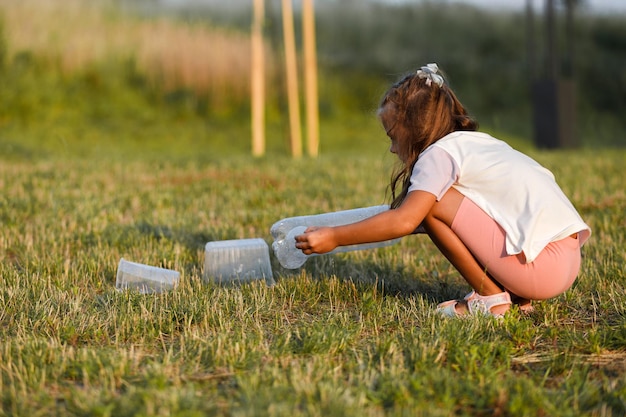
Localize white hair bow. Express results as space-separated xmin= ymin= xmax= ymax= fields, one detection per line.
xmin=416 ymin=63 xmax=444 ymax=87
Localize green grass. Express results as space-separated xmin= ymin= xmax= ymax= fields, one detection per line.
xmin=1 ymin=130 xmax=625 ymax=416
xmin=0 ymin=24 xmax=625 ymax=415
xmin=1 ymin=2 xmax=625 ymax=413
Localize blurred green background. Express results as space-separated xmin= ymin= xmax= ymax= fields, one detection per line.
xmin=1 ymin=0 xmax=625 ymax=161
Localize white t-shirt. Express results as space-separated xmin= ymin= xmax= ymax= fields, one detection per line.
xmin=407 ymin=131 xmax=591 ymax=263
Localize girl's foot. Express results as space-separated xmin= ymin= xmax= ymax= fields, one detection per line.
xmin=437 ymin=291 xmax=512 ymax=318
xmin=510 ymin=294 xmax=534 ymax=313
xmin=455 ymin=290 xmax=534 ymax=314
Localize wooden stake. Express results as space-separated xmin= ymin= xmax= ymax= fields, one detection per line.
xmin=251 ymin=0 xmax=265 ymax=157
xmin=281 ymin=0 xmax=302 ymax=158
xmin=302 ymin=0 xmax=319 ymax=157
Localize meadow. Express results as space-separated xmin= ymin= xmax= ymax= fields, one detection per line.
xmin=2 ymin=134 xmax=626 ymax=416
xmin=1 ymin=1 xmax=626 ymax=416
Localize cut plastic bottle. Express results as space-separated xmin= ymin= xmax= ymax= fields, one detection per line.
xmin=270 ymin=205 xmax=401 ymax=269
xmin=204 ymin=238 xmax=275 ymax=286
xmin=115 ymin=258 xmax=180 ymax=294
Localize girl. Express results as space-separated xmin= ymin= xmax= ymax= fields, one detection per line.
xmin=295 ymin=63 xmax=591 ymax=317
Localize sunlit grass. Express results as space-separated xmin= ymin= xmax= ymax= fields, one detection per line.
xmin=0 ymin=146 xmax=625 ymax=416
xmin=0 ymin=2 xmax=625 ymax=415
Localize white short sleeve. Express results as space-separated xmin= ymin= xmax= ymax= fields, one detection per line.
xmin=407 ymin=146 xmax=459 ymax=201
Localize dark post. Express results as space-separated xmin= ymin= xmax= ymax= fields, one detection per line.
xmin=531 ymin=0 xmax=578 ymax=149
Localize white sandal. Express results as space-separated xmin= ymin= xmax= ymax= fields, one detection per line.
xmin=468 ymin=290 xmax=534 ymax=313
xmin=437 ymin=291 xmax=512 ymax=318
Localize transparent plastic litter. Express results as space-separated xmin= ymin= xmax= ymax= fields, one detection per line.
xmin=270 ymin=205 xmax=401 ymax=269
xmin=115 ymin=258 xmax=180 ymax=294
xmin=204 ymin=238 xmax=275 ymax=286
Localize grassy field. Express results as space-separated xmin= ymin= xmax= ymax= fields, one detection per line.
xmin=1 ymin=1 xmax=625 ymax=415
xmin=1 ymin=134 xmax=625 ymax=416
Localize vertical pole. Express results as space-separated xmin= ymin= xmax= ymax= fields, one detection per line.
xmin=281 ymin=0 xmax=302 ymax=158
xmin=251 ymin=0 xmax=265 ymax=157
xmin=533 ymin=0 xmax=577 ymax=148
xmin=302 ymin=0 xmax=319 ymax=157
xmin=563 ymin=0 xmax=575 ymax=77
xmin=561 ymin=0 xmax=577 ymax=147
xmin=546 ymin=0 xmax=557 ymax=78
xmin=525 ymin=0 xmax=536 ymax=83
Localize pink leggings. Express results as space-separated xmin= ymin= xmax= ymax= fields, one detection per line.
xmin=451 ymin=197 xmax=581 ymax=300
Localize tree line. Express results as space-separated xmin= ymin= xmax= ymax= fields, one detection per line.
xmin=162 ymin=0 xmax=626 ymax=146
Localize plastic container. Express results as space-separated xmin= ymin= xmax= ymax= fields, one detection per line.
xmin=204 ymin=238 xmax=275 ymax=285
xmin=270 ymin=205 xmax=401 ymax=269
xmin=115 ymin=258 xmax=180 ymax=294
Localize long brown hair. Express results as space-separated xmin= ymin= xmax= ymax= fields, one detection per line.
xmin=379 ymin=70 xmax=478 ymax=209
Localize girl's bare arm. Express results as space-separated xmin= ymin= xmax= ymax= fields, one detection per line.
xmin=295 ymin=191 xmax=436 ymax=254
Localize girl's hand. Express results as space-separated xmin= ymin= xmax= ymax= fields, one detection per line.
xmin=294 ymin=226 xmax=338 ymax=255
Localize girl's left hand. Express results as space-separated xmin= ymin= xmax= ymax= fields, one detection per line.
xmin=294 ymin=226 xmax=338 ymax=255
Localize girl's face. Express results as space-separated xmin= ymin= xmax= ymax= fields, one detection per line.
xmin=380 ymin=105 xmax=407 ymax=162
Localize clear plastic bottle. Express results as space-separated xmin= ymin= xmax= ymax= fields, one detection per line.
xmin=270 ymin=205 xmax=401 ymax=269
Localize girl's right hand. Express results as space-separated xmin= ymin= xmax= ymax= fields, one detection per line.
xmin=294 ymin=226 xmax=338 ymax=255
